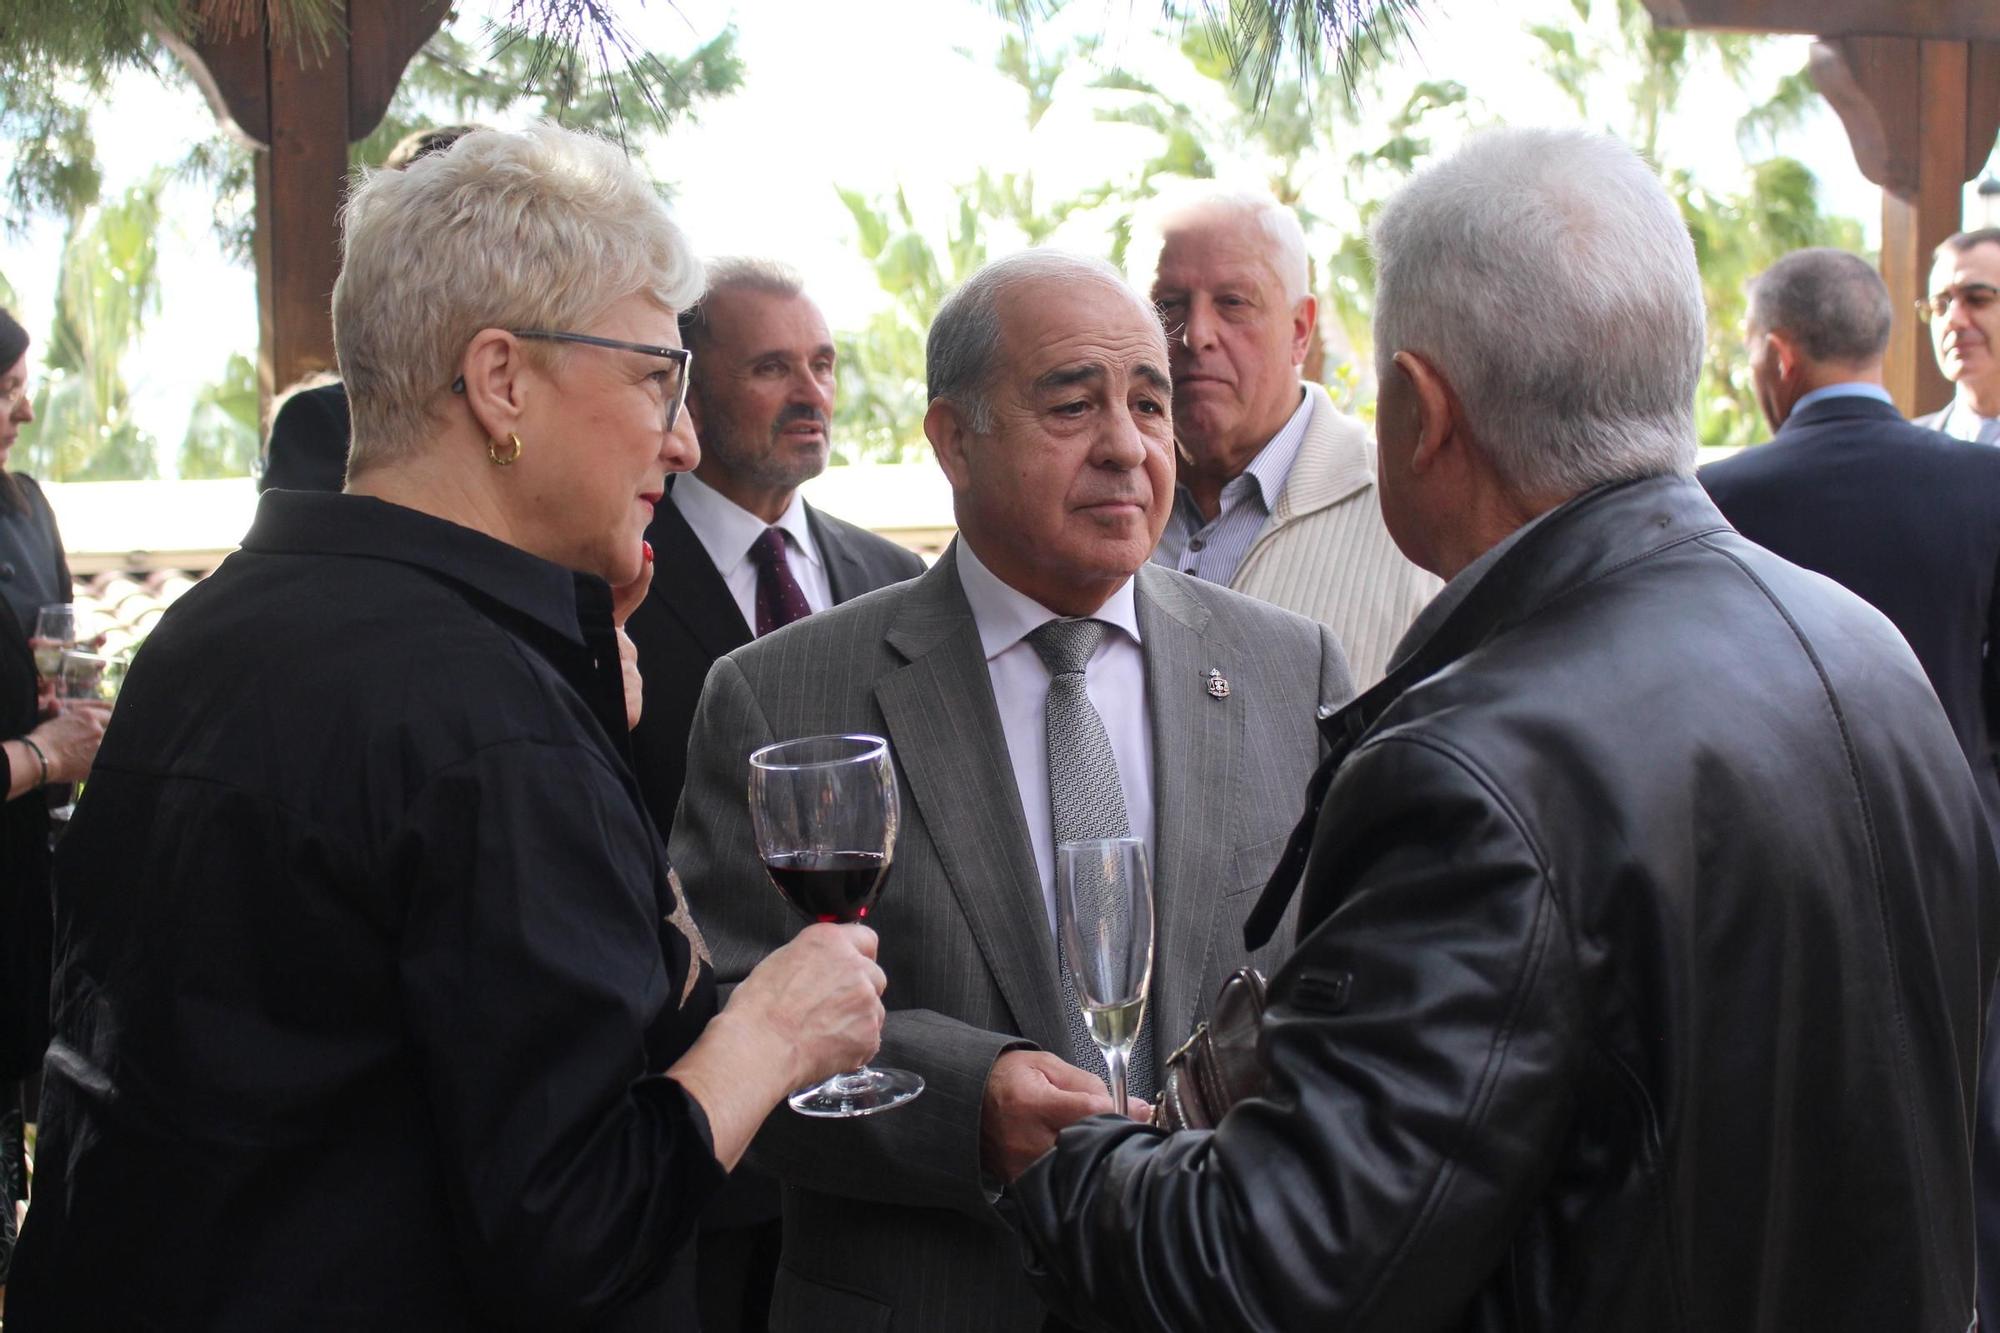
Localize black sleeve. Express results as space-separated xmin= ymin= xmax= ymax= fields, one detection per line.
xmin=1003 ymin=734 xmax=1585 ymax=1332
xmin=396 ymin=736 xmax=726 ymax=1325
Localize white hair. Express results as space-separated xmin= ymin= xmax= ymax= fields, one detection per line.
xmin=927 ymin=249 xmax=1143 ymax=432
xmin=1127 ymin=183 xmax=1310 ymax=303
xmin=1371 ymin=128 xmax=1703 ymax=495
xmin=334 ymin=122 xmax=704 ymax=471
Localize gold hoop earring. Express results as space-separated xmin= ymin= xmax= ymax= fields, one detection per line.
xmin=489 ymin=432 xmax=522 ymax=467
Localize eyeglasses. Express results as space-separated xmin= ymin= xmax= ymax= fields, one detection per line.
xmin=1916 ymin=283 xmax=2000 ymax=322
xmin=451 ymin=329 xmax=693 ymax=433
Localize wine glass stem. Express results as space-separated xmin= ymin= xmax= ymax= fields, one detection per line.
xmin=1105 ymin=1045 xmax=1127 ymax=1119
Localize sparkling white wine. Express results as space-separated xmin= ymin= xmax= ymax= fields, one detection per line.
xmin=31 ymin=640 xmax=62 ymax=676
xmin=1084 ymin=998 xmax=1144 ymax=1051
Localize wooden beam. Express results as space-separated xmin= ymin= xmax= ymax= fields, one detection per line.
xmin=1641 ymin=0 xmax=2000 ymax=41
xmin=255 ymin=5 xmax=351 ymax=401
xmin=167 ymin=1 xmax=448 ymax=417
xmin=347 ymin=0 xmax=448 ymax=142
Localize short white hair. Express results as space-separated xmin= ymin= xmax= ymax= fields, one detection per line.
xmin=334 ymin=123 xmax=704 ymax=471
xmin=927 ymin=249 xmax=1143 ymax=432
xmin=1371 ymin=128 xmax=1702 ymax=495
xmin=1127 ymin=183 xmax=1310 ymax=303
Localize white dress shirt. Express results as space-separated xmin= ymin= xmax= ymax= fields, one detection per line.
xmin=671 ymin=471 xmax=832 ymax=634
xmin=954 ymin=540 xmax=1155 ymax=936
xmin=1936 ymin=399 xmax=2000 ymax=446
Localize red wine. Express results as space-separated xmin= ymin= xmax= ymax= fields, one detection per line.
xmin=765 ymin=851 xmax=890 ymax=923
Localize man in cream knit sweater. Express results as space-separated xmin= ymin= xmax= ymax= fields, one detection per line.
xmin=1137 ymin=188 xmax=1438 ymax=686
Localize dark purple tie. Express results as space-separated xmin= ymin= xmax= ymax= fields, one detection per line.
xmin=751 ymin=527 xmax=812 ymax=637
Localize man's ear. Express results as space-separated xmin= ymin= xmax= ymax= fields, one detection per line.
xmin=925 ymin=397 xmax=974 ymax=489
xmin=1289 ymin=294 xmax=1318 ymax=369
xmin=1765 ymin=329 xmax=1802 ymax=385
xmin=459 ymin=327 xmax=530 ymax=445
xmin=1392 ymin=349 xmax=1459 ymax=475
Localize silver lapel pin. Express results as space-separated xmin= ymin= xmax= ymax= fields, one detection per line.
xmin=1205 ymin=667 xmax=1230 ymax=700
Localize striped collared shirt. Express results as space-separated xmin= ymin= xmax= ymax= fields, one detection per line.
xmin=1155 ymin=387 xmax=1313 ymax=586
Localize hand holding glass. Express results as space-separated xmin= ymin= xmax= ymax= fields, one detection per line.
xmin=1056 ymin=837 xmax=1154 ymax=1118
xmin=748 ymin=733 xmax=924 ymax=1118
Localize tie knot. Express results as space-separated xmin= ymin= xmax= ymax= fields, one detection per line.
xmin=1027 ymin=617 xmax=1109 ymax=677
xmin=751 ymin=527 xmax=789 ymax=567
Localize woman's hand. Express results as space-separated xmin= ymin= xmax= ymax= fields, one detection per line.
xmin=610 ymin=541 xmax=653 ymax=731
xmin=666 ymin=923 xmax=887 ymax=1170
xmin=729 ymin=923 xmax=888 ymax=1090
xmin=34 ymin=703 xmax=110 ymax=785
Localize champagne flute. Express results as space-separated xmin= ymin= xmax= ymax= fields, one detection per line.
xmin=31 ymin=603 xmax=75 ymax=678
xmin=50 ymin=649 xmax=110 ymax=824
xmin=748 ymin=733 xmax=924 ymax=1118
xmin=1056 ymin=836 xmax=1154 ymax=1118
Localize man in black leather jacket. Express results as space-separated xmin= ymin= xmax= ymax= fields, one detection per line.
xmin=1000 ymin=127 xmax=2000 ymax=1331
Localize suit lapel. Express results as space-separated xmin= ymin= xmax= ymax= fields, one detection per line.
xmin=646 ymin=493 xmax=751 ymax=657
xmin=1136 ymin=565 xmax=1242 ymax=1045
xmin=873 ymin=546 xmax=1070 ymax=1053
xmin=806 ymin=504 xmax=868 ymax=605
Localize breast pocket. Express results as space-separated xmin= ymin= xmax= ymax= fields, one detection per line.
xmin=1227 ymin=828 xmax=1296 ymax=897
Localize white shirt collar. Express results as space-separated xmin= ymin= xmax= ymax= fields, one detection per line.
xmin=954 ymin=538 xmax=1142 ymax=663
xmin=672 ymin=471 xmax=823 ymax=578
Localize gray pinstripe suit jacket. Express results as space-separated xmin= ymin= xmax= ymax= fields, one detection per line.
xmin=669 ymin=542 xmax=1351 ymax=1333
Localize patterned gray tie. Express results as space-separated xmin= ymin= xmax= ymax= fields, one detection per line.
xmin=1026 ymin=617 xmax=1156 ymax=1103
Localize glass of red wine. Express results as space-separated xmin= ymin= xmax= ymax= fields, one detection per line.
xmin=748 ymin=733 xmax=924 ymax=1118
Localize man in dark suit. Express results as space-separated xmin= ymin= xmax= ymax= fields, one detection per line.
xmin=622 ymin=259 xmax=921 ymax=1332
xmin=1700 ymin=245 xmax=2000 ymax=1330
xmin=1701 ymin=247 xmax=2000 ymax=815
xmin=626 ymin=258 xmax=923 ymax=841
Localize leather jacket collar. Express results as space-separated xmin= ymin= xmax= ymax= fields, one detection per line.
xmin=1246 ymin=473 xmax=1730 ymax=948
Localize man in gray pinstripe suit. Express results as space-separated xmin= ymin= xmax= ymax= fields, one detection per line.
xmin=670 ymin=250 xmax=1348 ymax=1332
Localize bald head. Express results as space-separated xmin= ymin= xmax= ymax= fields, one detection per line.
xmin=926 ymin=249 xmax=1159 ymax=432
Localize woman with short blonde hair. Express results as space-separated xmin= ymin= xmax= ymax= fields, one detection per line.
xmin=12 ymin=124 xmax=886 ymax=1331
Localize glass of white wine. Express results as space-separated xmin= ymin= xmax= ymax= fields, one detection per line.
xmin=1055 ymin=836 xmax=1154 ymax=1118
xmin=31 ymin=603 xmax=75 ymax=678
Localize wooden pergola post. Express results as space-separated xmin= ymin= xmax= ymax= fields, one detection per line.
xmin=160 ymin=1 xmax=447 ymax=410
xmin=1641 ymin=0 xmax=2000 ymax=417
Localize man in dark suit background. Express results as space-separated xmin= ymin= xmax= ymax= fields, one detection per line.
xmin=626 ymin=258 xmax=923 ymax=840
xmin=1699 ymin=245 xmax=2000 ymax=1328
xmin=622 ymin=258 xmax=921 ymax=1332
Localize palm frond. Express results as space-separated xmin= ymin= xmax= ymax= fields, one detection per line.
xmin=1182 ymin=0 xmax=1427 ymax=109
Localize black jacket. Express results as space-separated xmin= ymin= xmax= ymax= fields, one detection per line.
xmin=625 ymin=485 xmax=923 ymax=842
xmin=1699 ymin=392 xmax=2000 ymax=819
xmin=13 ymin=492 xmax=723 ymax=1331
xmin=1007 ymin=476 xmax=1998 ymax=1331
xmin=258 ymin=381 xmax=351 ymax=494
xmin=0 ymin=474 xmax=69 ymax=1078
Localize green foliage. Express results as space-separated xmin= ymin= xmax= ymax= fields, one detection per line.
xmin=831 ymin=188 xmax=984 ymax=463
xmin=352 ymin=25 xmax=746 ymax=167
xmin=2 ymin=5 xmax=747 ymax=480
xmin=0 ymin=65 xmax=110 ymax=228
xmin=14 ymin=177 xmax=167 ymax=481
xmin=831 ymin=9 xmax=1472 ymax=460
xmin=178 ymin=353 xmax=261 ymax=479
xmin=1517 ymin=0 xmax=1862 ymax=444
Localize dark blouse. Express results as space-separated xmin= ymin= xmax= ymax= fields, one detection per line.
xmin=11 ymin=490 xmax=724 ymax=1331
xmin=0 ymin=474 xmax=68 ymax=1079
